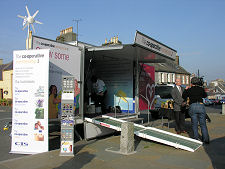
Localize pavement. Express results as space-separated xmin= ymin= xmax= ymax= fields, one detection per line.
xmin=0 ymin=112 xmax=225 ymax=169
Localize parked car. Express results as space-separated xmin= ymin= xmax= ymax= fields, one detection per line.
xmin=154 ymin=84 xmax=174 ymax=110
xmin=203 ymin=98 xmax=212 ymax=106
xmin=214 ymin=99 xmax=220 ymax=105
xmin=220 ymin=99 xmax=225 ymax=104
xmin=208 ymin=99 xmax=220 ymax=105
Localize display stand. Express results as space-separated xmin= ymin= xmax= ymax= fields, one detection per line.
xmin=60 ymin=76 xmax=75 ymax=156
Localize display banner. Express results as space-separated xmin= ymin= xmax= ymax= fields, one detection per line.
xmin=32 ymin=36 xmax=81 ymax=91
xmin=32 ymin=36 xmax=81 ymax=116
xmin=11 ymin=49 xmax=49 ymax=154
xmin=139 ymin=64 xmax=155 ymax=110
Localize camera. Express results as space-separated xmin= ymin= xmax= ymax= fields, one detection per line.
xmin=197 ymin=77 xmax=204 ymax=86
xmin=191 ymin=77 xmax=204 ymax=86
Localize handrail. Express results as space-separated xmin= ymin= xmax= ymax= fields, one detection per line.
xmin=139 ymin=93 xmax=151 ymax=124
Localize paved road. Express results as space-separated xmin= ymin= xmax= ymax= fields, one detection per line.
xmin=0 ymin=105 xmax=223 ymax=162
xmin=205 ymin=104 xmax=222 ymax=114
xmin=0 ymin=109 xmax=28 ymax=161
xmin=0 ymin=110 xmax=225 ymax=169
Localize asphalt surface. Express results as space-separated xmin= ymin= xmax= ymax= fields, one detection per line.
xmin=0 ymin=108 xmax=27 ymax=161
xmin=0 ymin=105 xmax=224 ymax=169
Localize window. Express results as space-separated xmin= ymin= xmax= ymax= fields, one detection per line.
xmin=167 ymin=74 xmax=169 ymax=83
xmin=182 ymin=76 xmax=185 ymax=84
xmin=172 ymin=74 xmax=175 ymax=83
xmin=155 ymin=85 xmax=173 ymax=99
xmin=186 ymin=76 xmax=189 ymax=84
xmin=161 ymin=73 xmax=164 ymax=83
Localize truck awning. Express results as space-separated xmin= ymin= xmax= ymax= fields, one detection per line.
xmin=87 ymin=44 xmax=168 ymax=63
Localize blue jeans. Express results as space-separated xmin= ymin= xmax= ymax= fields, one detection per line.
xmin=189 ymin=103 xmax=209 ymax=142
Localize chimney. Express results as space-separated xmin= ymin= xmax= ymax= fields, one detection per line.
xmin=56 ymin=27 xmax=76 ymax=43
xmin=175 ymin=55 xmax=179 ymax=65
xmin=0 ymin=59 xmax=3 ymax=65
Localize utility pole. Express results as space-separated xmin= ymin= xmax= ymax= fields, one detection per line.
xmin=72 ymin=19 xmax=82 ymax=46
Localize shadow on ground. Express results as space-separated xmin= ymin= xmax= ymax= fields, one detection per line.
xmin=54 ymin=140 xmax=97 ymax=169
xmin=54 ymin=151 xmax=95 ymax=169
xmin=204 ymin=136 xmax=225 ymax=169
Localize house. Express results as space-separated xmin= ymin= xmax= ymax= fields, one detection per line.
xmin=0 ymin=59 xmax=13 ymax=100
xmin=148 ymin=55 xmax=190 ymax=86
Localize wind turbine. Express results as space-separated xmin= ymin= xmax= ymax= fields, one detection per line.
xmin=17 ymin=6 xmax=43 ymax=41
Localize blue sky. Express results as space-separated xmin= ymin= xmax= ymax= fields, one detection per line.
xmin=0 ymin=0 xmax=225 ymax=83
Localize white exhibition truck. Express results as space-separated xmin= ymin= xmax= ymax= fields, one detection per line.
xmin=12 ymin=31 xmax=177 ymax=154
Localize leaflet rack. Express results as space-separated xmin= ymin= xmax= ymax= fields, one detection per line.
xmin=60 ymin=76 xmax=75 ymax=156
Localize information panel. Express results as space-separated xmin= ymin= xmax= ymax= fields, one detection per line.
xmin=11 ymin=49 xmax=49 ymax=154
xmin=32 ymin=36 xmax=81 ymax=91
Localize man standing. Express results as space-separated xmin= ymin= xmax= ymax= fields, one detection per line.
xmin=171 ymin=78 xmax=186 ymax=134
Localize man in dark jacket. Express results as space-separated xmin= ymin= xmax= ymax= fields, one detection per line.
xmin=182 ymin=77 xmax=210 ymax=144
xmin=171 ymin=78 xmax=186 ymax=134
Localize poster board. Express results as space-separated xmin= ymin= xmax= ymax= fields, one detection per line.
xmin=139 ymin=64 xmax=155 ymax=110
xmin=11 ymin=49 xmax=49 ymax=154
xmin=32 ymin=36 xmax=82 ymax=116
xmin=32 ymin=36 xmax=81 ymax=89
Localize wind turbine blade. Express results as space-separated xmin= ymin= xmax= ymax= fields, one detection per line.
xmin=31 ymin=24 xmax=35 ymax=33
xmin=17 ymin=15 xmax=26 ymax=19
xmin=35 ymin=20 xmax=43 ymax=24
xmin=23 ymin=18 xmax=27 ymax=26
xmin=25 ymin=6 xmax=31 ymax=17
xmin=33 ymin=10 xmax=39 ymax=18
xmin=22 ymin=23 xmax=28 ymax=30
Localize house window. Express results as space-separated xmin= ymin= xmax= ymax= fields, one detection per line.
xmin=176 ymin=74 xmax=180 ymax=79
xmin=0 ymin=89 xmax=3 ymax=99
xmin=172 ymin=74 xmax=175 ymax=83
xmin=167 ymin=74 xmax=170 ymax=83
xmin=182 ymin=76 xmax=185 ymax=84
xmin=158 ymin=73 xmax=161 ymax=83
xmin=186 ymin=76 xmax=189 ymax=85
xmin=161 ymin=73 xmax=164 ymax=83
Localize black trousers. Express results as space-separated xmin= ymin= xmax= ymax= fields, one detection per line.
xmin=91 ymin=91 xmax=107 ymax=112
xmin=174 ymin=111 xmax=186 ymax=132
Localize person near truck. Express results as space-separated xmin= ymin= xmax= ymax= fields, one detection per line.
xmin=171 ymin=78 xmax=186 ymax=134
xmin=49 ymin=85 xmax=61 ymax=119
xmin=91 ymin=75 xmax=107 ymax=113
xmin=182 ymin=77 xmax=210 ymax=144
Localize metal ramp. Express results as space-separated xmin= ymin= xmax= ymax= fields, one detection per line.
xmin=85 ymin=115 xmax=202 ymax=152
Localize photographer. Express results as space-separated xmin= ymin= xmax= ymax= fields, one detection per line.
xmin=195 ymin=77 xmax=211 ymax=122
xmin=182 ymin=77 xmax=210 ymax=144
